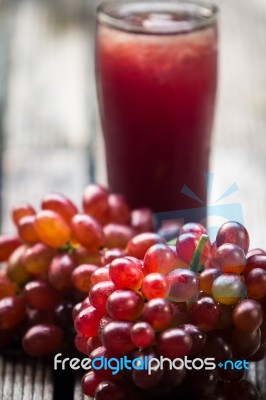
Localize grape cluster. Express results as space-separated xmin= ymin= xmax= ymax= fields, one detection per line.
xmin=75 ymin=221 xmax=264 ymax=400
xmin=0 ymin=184 xmax=153 ymax=357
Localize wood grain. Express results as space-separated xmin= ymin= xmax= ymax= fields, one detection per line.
xmin=0 ymin=357 xmax=53 ymax=400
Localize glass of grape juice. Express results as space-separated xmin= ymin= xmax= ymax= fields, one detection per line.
xmin=96 ymin=1 xmax=218 ymax=215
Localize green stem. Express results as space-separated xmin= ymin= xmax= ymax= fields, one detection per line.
xmin=190 ymin=234 xmax=209 ymax=273
xmin=59 ymin=242 xmax=75 ymax=253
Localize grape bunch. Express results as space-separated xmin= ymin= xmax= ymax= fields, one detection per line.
xmin=0 ymin=184 xmax=153 ymax=357
xmin=75 ymin=221 xmax=265 ymax=400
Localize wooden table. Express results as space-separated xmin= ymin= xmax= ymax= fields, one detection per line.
xmin=1 ymin=0 xmax=266 ymax=398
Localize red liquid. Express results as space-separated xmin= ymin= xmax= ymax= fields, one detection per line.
xmin=96 ymin=15 xmax=218 ymax=213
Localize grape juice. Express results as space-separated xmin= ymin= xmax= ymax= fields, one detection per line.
xmin=96 ymin=3 xmax=218 ymax=214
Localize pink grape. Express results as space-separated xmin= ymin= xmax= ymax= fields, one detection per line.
xmin=89 ymin=281 xmax=117 ymax=312
xmin=126 ymin=233 xmax=165 ymax=259
xmin=179 ymin=222 xmax=207 ymax=237
xmin=101 ymin=321 xmax=135 ymax=355
xmin=143 ymin=244 xmax=178 ymax=275
xmin=141 ymin=273 xmax=169 ymax=299
xmin=215 ymin=243 xmax=246 ymax=274
xmin=157 ymin=328 xmax=192 ymax=359
xmin=176 ymin=233 xmax=210 ymax=265
xmin=107 ymin=290 xmax=144 ymax=321
xmin=74 ymin=306 xmax=104 ymax=337
xmin=130 ymin=322 xmax=155 ymax=348
xmin=166 ymin=269 xmax=199 ymax=302
xmin=142 ymin=298 xmax=173 ymax=331
xmin=91 ymin=267 xmax=111 ymax=285
xmin=189 ymin=296 xmax=221 ymax=332
xmin=216 ymin=221 xmax=250 ymax=254
xmin=109 ymin=257 xmax=143 ymax=290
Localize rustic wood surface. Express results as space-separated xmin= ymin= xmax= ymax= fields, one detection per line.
xmin=0 ymin=0 xmax=266 ymax=399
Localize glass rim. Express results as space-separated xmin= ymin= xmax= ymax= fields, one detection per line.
xmin=97 ymin=0 xmax=219 ymax=35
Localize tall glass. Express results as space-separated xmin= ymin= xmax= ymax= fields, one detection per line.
xmin=96 ymin=1 xmax=218 ymax=215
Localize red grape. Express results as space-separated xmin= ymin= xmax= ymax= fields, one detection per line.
xmin=143 ymin=244 xmax=178 ymax=275
xmin=107 ymin=290 xmax=144 ymax=320
xmin=89 ymin=346 xmax=118 ymax=379
xmin=23 ymin=243 xmax=55 ymax=274
xmin=48 ymin=254 xmax=76 ymax=292
xmin=72 ymin=264 xmax=98 ymax=292
xmin=190 ymin=296 xmax=220 ymax=332
xmin=101 ymin=248 xmax=126 ymax=266
xmin=157 ymin=328 xmax=192 ymax=359
xmin=232 ymin=299 xmax=263 ymax=332
xmin=73 ymin=246 xmax=101 ymax=266
xmin=89 ymin=281 xmax=117 ymax=312
xmin=130 ymin=322 xmax=155 ymax=348
xmin=54 ymin=300 xmax=74 ymax=329
xmin=170 ymin=302 xmax=189 ymax=326
xmin=247 ymin=248 xmax=266 ymax=258
xmin=71 ymin=214 xmax=104 ymax=252
xmin=199 ymin=268 xmax=222 ymax=294
xmin=141 ymin=273 xmax=169 ymax=299
xmin=142 ymin=298 xmax=173 ymax=331
xmin=12 ymin=202 xmax=35 ymax=225
xmin=232 ymin=328 xmax=261 ymax=357
xmin=215 ymin=243 xmax=246 ymax=274
xmin=247 ymin=268 xmax=266 ymax=300
xmin=82 ymin=371 xmax=104 ymax=398
xmin=166 ymin=269 xmax=199 ymax=302
xmin=179 ymin=222 xmax=207 ymax=237
xmin=95 ymin=380 xmax=127 ymax=400
xmin=103 ymin=223 xmax=135 ymax=249
xmin=98 ymin=315 xmax=113 ymax=339
xmin=87 ymin=336 xmax=102 ymax=354
xmin=0 ymin=234 xmax=22 ymax=262
xmin=7 ymin=245 xmax=31 ymax=285
xmin=176 ymin=233 xmax=210 ymax=265
xmin=216 ymin=221 xmax=249 ymax=254
xmin=215 ymin=304 xmax=234 ymax=330
xmin=249 ymin=343 xmax=266 ymax=361
xmin=0 ymin=296 xmax=26 ymax=329
xmin=0 ymin=272 xmax=18 ymax=299
xmin=41 ymin=192 xmax=78 ymax=225
xmin=101 ymin=321 xmax=134 ymax=355
xmin=201 ymin=334 xmax=232 ymax=362
xmin=130 ymin=208 xmax=153 ymax=233
xmin=91 ymin=267 xmax=111 ymax=285
xmin=107 ymin=194 xmax=130 ymax=225
xmin=179 ymin=324 xmax=206 ymax=355
xmin=22 ymin=323 xmax=63 ymax=356
xmin=109 ymin=257 xmax=143 ymax=290
xmin=126 ymin=232 xmax=165 ymax=260
xmin=83 ymin=184 xmax=109 ymax=221
xmin=132 ymin=350 xmax=163 ymax=389
xmin=24 ymin=280 xmax=61 ymax=310
xmin=17 ymin=215 xmax=39 ymax=243
xmin=74 ymin=305 xmax=104 ymax=337
xmin=245 ymin=254 xmax=266 ymax=277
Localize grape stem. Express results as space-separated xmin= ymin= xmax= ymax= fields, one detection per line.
xmin=190 ymin=234 xmax=208 ymax=273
